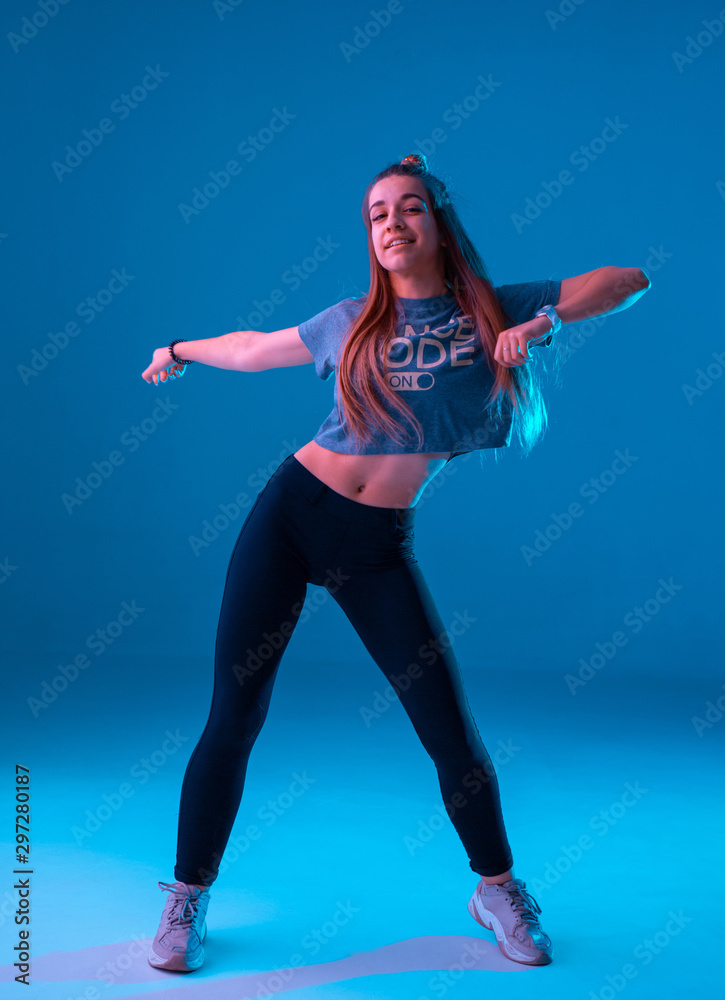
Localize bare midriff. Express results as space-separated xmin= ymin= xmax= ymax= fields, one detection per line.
xmin=293 ymin=440 xmax=452 ymax=509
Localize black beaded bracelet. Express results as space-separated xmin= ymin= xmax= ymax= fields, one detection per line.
xmin=169 ymin=339 xmax=195 ymax=365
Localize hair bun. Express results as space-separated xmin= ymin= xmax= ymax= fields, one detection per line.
xmin=400 ymin=152 xmax=428 ymax=171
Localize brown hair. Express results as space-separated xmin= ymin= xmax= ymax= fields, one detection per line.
xmin=334 ymin=153 xmax=557 ymax=458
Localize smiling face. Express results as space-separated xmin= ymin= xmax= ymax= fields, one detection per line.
xmin=367 ymin=174 xmax=447 ymax=296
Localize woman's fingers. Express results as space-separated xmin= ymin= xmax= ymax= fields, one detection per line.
xmin=496 ymin=324 xmax=536 ymax=367
xmin=151 ymin=364 xmax=183 ymax=384
xmin=517 ymin=337 xmax=531 ymax=362
xmin=141 ymin=361 xmax=183 ymax=384
xmin=498 ymin=339 xmax=531 ymax=367
xmin=142 ymin=349 xmax=187 ymax=384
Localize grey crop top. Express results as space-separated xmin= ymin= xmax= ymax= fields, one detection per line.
xmin=297 ymin=279 xmax=561 ymax=458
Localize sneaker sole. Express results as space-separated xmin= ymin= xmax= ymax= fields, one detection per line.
xmin=467 ymin=896 xmax=552 ymax=966
xmin=148 ymin=920 xmax=207 ymax=972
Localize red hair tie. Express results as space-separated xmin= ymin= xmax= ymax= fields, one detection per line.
xmin=400 ymin=153 xmax=427 ymax=170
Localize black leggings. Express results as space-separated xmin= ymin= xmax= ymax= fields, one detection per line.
xmin=174 ymin=454 xmax=514 ymax=885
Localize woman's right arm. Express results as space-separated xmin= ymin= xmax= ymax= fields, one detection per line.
xmin=141 ymin=327 xmax=315 ymax=384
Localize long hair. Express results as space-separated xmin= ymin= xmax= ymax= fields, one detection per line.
xmin=334 ymin=154 xmax=558 ymax=459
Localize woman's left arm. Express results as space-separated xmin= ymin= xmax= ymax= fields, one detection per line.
xmin=553 ymin=265 xmax=651 ymax=325
xmin=495 ymin=266 xmax=651 ymax=366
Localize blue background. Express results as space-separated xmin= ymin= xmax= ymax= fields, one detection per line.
xmin=1 ymin=1 xmax=722 ymax=998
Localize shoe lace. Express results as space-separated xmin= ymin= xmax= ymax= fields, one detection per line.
xmin=501 ymin=879 xmax=542 ymax=927
xmin=159 ymin=881 xmax=204 ymax=927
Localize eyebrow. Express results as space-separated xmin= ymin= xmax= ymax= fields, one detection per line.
xmin=369 ymin=192 xmax=426 ymax=214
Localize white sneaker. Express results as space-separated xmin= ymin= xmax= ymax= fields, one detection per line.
xmin=148 ymin=880 xmax=211 ymax=972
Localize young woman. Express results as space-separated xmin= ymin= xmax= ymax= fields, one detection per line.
xmin=141 ymin=153 xmax=650 ymax=973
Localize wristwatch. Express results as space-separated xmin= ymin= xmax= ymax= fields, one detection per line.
xmin=529 ymin=304 xmax=562 ymax=347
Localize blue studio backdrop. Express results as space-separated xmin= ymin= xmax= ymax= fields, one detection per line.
xmin=2 ymin=1 xmax=723 ymax=998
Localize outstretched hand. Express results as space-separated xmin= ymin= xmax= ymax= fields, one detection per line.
xmin=142 ymin=347 xmax=187 ymax=385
